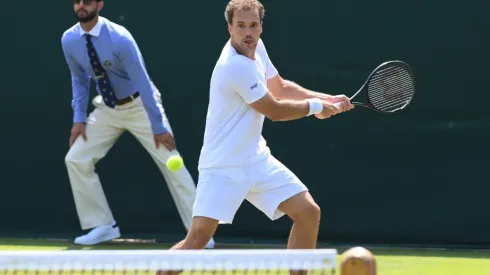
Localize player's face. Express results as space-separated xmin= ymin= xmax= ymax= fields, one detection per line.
xmin=73 ymin=0 xmax=102 ymax=23
xmin=228 ymin=8 xmax=263 ymax=57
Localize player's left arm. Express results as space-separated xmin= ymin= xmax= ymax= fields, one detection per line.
xmin=267 ymin=74 xmax=339 ymax=102
xmin=116 ymin=32 xmax=167 ymax=135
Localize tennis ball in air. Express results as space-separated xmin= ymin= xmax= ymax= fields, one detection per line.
xmin=166 ymin=155 xmax=183 ymax=172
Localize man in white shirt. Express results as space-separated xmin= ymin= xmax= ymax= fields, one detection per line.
xmin=167 ymin=0 xmax=353 ymax=254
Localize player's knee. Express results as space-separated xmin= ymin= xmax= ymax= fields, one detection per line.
xmin=303 ymin=202 xmax=321 ymax=225
xmin=281 ymin=192 xmax=321 ymax=226
xmin=291 ymin=201 xmax=321 ymax=226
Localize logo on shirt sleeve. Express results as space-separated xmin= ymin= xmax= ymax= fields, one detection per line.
xmin=250 ymin=83 xmax=258 ymax=90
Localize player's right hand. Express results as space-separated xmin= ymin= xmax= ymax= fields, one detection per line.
xmin=69 ymin=123 xmax=87 ymax=147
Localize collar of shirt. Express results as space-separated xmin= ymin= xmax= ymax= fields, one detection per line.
xmin=78 ymin=17 xmax=104 ymax=37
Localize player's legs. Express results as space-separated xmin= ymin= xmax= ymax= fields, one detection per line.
xmin=246 ymin=155 xmax=320 ymax=249
xmin=65 ymin=97 xmax=125 ymax=237
xmin=170 ymin=216 xmax=220 ymax=250
xmin=281 ymin=193 xmax=321 ymax=275
xmin=170 ymin=166 xmax=254 ymax=250
xmin=123 ymin=96 xmax=214 ymax=248
xmin=277 ymin=191 xmax=321 ymax=249
xmin=156 ymin=216 xmax=219 ymax=275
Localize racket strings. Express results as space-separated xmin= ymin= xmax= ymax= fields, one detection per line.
xmin=367 ymin=65 xmax=415 ymax=112
xmin=368 ymin=76 xmax=413 ymax=109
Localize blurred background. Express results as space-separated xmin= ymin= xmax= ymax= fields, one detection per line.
xmin=3 ymin=0 xmax=489 ymax=248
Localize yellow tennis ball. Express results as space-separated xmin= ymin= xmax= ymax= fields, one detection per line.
xmin=166 ymin=155 xmax=183 ymax=172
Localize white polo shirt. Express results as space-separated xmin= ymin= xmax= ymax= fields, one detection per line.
xmin=198 ymin=39 xmax=278 ymax=169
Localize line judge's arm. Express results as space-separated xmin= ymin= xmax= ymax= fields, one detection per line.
xmin=61 ymin=35 xmax=90 ymax=124
xmin=116 ymin=32 xmax=167 ymax=135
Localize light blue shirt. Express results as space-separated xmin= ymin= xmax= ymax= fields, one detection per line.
xmin=61 ymin=16 xmax=166 ymax=135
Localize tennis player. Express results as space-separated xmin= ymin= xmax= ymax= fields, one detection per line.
xmin=169 ymin=0 xmax=354 ymax=253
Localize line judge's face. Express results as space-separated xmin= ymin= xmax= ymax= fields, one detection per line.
xmin=73 ymin=0 xmax=101 ymax=23
xmin=228 ymin=8 xmax=263 ymax=57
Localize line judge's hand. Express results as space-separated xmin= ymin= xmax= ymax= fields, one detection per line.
xmin=154 ymin=132 xmax=176 ymax=151
xmin=69 ymin=123 xmax=87 ymax=147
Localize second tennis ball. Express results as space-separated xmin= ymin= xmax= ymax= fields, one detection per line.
xmin=166 ymin=155 xmax=183 ymax=172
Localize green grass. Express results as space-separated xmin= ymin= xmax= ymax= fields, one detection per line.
xmin=0 ymin=239 xmax=489 ymax=275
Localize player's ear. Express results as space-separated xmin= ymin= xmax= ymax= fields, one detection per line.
xmin=228 ymin=23 xmax=232 ymax=34
xmin=97 ymin=1 xmax=104 ymax=11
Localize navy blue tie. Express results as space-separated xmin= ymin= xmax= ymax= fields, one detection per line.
xmin=85 ymin=34 xmax=118 ymax=108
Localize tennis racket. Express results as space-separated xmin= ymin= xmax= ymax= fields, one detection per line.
xmin=333 ymin=60 xmax=415 ymax=114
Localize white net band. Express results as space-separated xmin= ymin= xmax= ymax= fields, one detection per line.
xmin=0 ymin=249 xmax=337 ymax=272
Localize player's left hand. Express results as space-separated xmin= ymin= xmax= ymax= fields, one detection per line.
xmin=154 ymin=132 xmax=176 ymax=151
xmin=325 ymin=95 xmax=354 ymax=112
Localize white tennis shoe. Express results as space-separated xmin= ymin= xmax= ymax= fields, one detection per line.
xmin=74 ymin=221 xmax=121 ymax=245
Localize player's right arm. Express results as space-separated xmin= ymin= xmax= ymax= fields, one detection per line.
xmin=61 ymin=34 xmax=90 ymax=146
xmin=229 ymin=61 xmax=338 ymax=121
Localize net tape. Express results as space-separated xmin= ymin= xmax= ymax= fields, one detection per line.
xmin=0 ymin=249 xmax=337 ymax=271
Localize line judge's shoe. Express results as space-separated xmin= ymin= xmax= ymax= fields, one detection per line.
xmin=74 ymin=221 xmax=121 ymax=245
xmin=205 ymin=237 xmax=215 ymax=249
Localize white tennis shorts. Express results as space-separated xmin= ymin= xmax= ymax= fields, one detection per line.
xmin=193 ymin=155 xmax=308 ymax=224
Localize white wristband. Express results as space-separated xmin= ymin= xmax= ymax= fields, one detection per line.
xmin=306 ymin=98 xmax=323 ymax=116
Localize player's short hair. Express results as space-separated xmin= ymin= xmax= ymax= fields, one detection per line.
xmin=225 ymin=0 xmax=265 ymax=25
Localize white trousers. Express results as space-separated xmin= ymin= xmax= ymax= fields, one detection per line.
xmin=65 ymin=95 xmax=196 ymax=230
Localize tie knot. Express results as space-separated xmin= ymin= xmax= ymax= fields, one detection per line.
xmin=85 ymin=34 xmax=92 ymax=42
